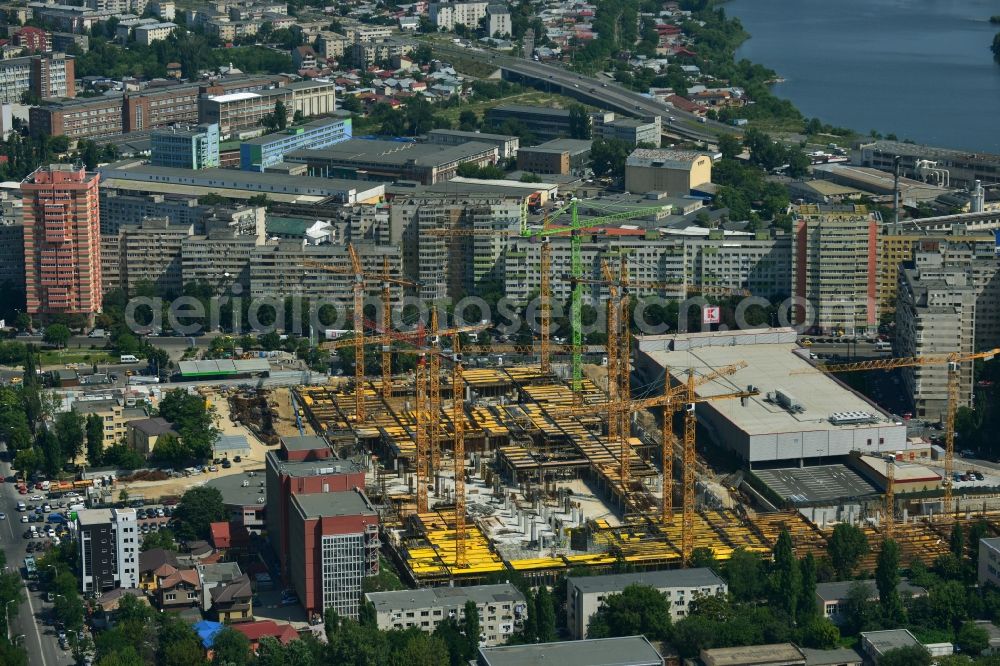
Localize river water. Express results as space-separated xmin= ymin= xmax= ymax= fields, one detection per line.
xmin=726 ymin=0 xmax=1000 ymax=153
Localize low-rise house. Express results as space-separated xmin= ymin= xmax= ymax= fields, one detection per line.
xmin=198 ymin=562 xmax=244 ymax=612
xmin=232 ymin=620 xmax=299 ymax=652
xmin=860 ymin=629 xmax=927 ymax=664
xmin=210 ymin=575 xmax=253 ymax=623
xmin=126 ymin=417 xmax=178 ymax=457
xmin=701 ymin=643 xmax=806 ymax=666
xmin=138 ymin=548 xmax=180 ymax=592
xmin=156 ymin=569 xmax=201 ymax=609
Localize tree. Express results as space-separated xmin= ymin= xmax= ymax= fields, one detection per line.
xmin=151 ymin=433 xmax=189 ymax=466
xmin=359 ymin=600 xmax=377 ymax=628
xmin=799 ymin=553 xmax=818 ymax=620
xmin=341 ymin=95 xmax=362 ymax=113
xmin=173 ymin=486 xmax=228 ymax=541
xmin=590 ymin=138 xmax=631 ymax=179
xmin=43 ymin=323 xmax=71 ymax=348
xmin=586 ymin=584 xmax=672 ymax=640
xmin=993 ymin=32 xmax=1000 ymax=62
xmin=718 ymin=133 xmax=742 ymax=160
xmin=928 ymin=580 xmax=968 ymax=631
xmin=140 ymin=528 xmax=177 ymax=552
xmin=799 ymin=615 xmax=839 ymax=649
xmin=535 ymin=586 xmax=556 ymax=643
xmin=690 ymin=547 xmax=718 ymax=571
xmin=462 ymin=600 xmax=480 ymax=658
xmin=827 ymin=523 xmax=869 ymax=579
xmin=211 ymin=627 xmax=251 ymax=665
xmin=398 ymin=631 xmax=450 ymax=666
xmin=54 ymin=408 xmax=85 ymax=461
xmin=85 ymin=413 xmax=104 ymax=466
xmin=956 ymin=620 xmax=990 ymax=656
xmin=771 ymin=527 xmax=801 ymax=622
xmin=950 ymin=523 xmax=965 ymax=560
xmin=876 ymin=539 xmax=904 ymax=623
xmin=725 ymin=548 xmax=766 ymax=601
xmin=458 ymin=110 xmax=478 ymax=131
xmin=879 ymin=645 xmax=931 ymax=666
xmin=568 ymin=104 xmax=591 ymax=139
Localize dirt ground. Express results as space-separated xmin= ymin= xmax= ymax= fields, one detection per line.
xmin=117 ymin=388 xmax=274 ymax=502
xmin=269 ymin=387 xmax=314 ymax=437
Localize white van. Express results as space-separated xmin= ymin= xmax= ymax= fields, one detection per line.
xmin=16 ymin=501 xmax=25 ymax=512
xmin=120 ymin=354 xmax=140 ymax=364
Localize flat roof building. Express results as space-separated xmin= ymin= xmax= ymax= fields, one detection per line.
xmin=476 ymin=636 xmax=663 ymax=666
xmin=287 ymin=490 xmax=379 ymax=620
xmin=853 ymin=139 xmax=1000 ymax=189
xmin=426 ymin=129 xmax=520 ymax=160
xmin=285 ymin=139 xmax=500 ymax=185
xmin=980 ymin=538 xmax=1000 ymax=588
xmin=594 ymin=114 xmax=661 ymax=147
xmin=566 ymin=568 xmax=726 ymax=639
xmin=859 ymin=629 xmax=925 ymax=664
xmin=485 ymin=105 xmax=575 ymax=142
xmin=701 ymin=643 xmax=806 ymax=666
xmin=240 ymin=117 xmax=352 ymax=172
xmin=516 ymin=138 xmax=592 ymax=176
xmin=815 ymin=579 xmax=927 ymax=625
xmin=634 ymin=329 xmax=908 ymax=465
xmin=365 ymin=583 xmax=526 ymax=645
xmin=97 ymin=161 xmax=385 ymax=204
xmin=150 ymin=123 xmax=220 ymax=170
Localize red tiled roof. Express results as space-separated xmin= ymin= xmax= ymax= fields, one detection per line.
xmin=210 ymin=522 xmax=231 ymax=548
xmin=234 ymin=621 xmax=299 ymax=645
xmin=159 ymin=569 xmax=200 ymax=589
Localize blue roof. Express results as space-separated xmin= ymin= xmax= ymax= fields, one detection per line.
xmin=193 ymin=620 xmax=224 ymax=648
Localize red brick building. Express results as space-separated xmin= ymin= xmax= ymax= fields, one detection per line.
xmin=264 ymin=435 xmax=366 ymax=581
xmin=21 ymin=164 xmax=102 ymax=323
xmin=287 ymin=490 xmax=378 ymax=620
xmin=13 ymin=27 xmax=51 ymax=53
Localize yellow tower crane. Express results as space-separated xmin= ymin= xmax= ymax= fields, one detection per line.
xmin=793 ymin=348 xmax=1000 ymax=520
xmin=302 ymin=245 xmax=415 ymax=418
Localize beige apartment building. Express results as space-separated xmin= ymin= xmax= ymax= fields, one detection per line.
xmin=121 ymin=217 xmax=194 ymax=296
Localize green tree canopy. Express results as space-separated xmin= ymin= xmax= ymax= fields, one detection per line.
xmin=173 ymin=486 xmax=228 ymax=541
xmin=879 ymin=645 xmax=931 ymax=666
xmin=42 ymin=323 xmax=71 ymax=348
xmin=586 ymin=584 xmax=672 ymax=640
xmin=827 ymin=523 xmax=869 ymax=580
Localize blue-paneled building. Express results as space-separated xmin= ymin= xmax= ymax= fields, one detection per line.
xmin=240 ymin=117 xmax=352 ymax=172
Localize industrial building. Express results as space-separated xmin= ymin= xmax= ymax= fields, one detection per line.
xmin=853 ymin=139 xmax=1000 ymax=189
xmin=593 ymin=114 xmax=661 ymax=147
xmin=97 ymin=162 xmax=385 ymax=204
xmin=791 ymin=204 xmax=880 ymax=335
xmin=365 ymin=583 xmax=526 ymax=645
xmin=634 ymin=329 xmax=909 ymax=466
xmin=150 ymin=123 xmax=220 ymax=170
xmin=77 ymin=508 xmax=138 ymax=594
xmin=240 ymin=117 xmax=352 ymax=172
xmin=425 ymin=129 xmax=520 ymax=160
xmin=566 ymin=568 xmax=726 ymax=639
xmin=287 ymin=490 xmax=379 ymax=620
xmin=485 ymin=105 xmax=576 ymax=142
xmin=516 ymin=138 xmax=592 ymax=176
xmin=477 ymin=637 xmax=664 ymax=666
xmin=624 ymin=148 xmax=713 ymax=195
xmin=285 ymin=139 xmax=500 ymax=185
xmin=198 ymin=80 xmax=336 ymax=139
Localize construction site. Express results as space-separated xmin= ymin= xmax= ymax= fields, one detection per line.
xmin=257 ymin=209 xmax=1000 ymax=589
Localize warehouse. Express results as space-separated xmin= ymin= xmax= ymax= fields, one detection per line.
xmin=634 ymin=328 xmax=909 ymax=466
xmin=284 ymin=139 xmax=499 ymax=185
xmin=177 ymin=359 xmax=270 ymax=380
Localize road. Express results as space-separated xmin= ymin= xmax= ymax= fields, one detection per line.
xmin=0 ymin=445 xmax=73 ymax=666
xmin=401 ymin=38 xmax=731 ymax=144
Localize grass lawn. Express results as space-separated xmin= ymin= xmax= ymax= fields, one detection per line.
xmin=436 ymin=90 xmax=587 ymax=125
xmin=39 ymin=349 xmax=115 ymax=366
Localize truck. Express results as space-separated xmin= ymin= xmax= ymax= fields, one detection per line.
xmin=24 ymin=556 xmax=36 ymax=579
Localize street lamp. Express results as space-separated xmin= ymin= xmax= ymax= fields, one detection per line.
xmin=5 ymin=598 xmax=17 ymax=642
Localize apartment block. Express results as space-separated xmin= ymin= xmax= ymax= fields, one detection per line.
xmin=74 ymin=397 xmax=126 ymax=449
xmin=287 ymin=490 xmax=379 ymax=620
xmin=133 ymin=21 xmax=175 ymax=45
xmin=895 ymin=239 xmax=1000 ymax=421
xmin=264 ymin=436 xmax=365 ymax=582
xmin=566 ymin=569 xmax=727 ymax=639
xmin=12 ymin=26 xmax=51 ymax=53
xmin=393 ymin=194 xmax=522 ymax=301
xmin=77 ymin=508 xmax=139 ymax=594
xmin=120 ymin=217 xmax=193 ymax=295
xmin=181 ymin=228 xmax=264 ymax=294
xmin=791 ymin=204 xmax=880 ymax=335
xmin=429 ymin=1 xmax=487 ymax=31
xmin=315 ymin=32 xmax=348 ymax=59
xmin=0 ymin=53 xmax=73 ymax=104
xmin=240 ymin=117 xmax=352 ymax=172
xmin=99 ymin=191 xmax=263 ymax=235
xmin=504 ymin=231 xmax=792 ymax=304
xmin=150 ymin=123 xmax=220 ymax=169
xmin=250 ymin=239 xmax=404 ymax=306
xmin=486 ymin=4 xmax=511 ymax=37
xmin=22 ymin=164 xmax=102 ymax=322
xmin=0 ymin=218 xmax=25 ymax=290
xmin=366 ymin=584 xmax=526 ymax=645
xmin=349 ymin=39 xmax=412 ymax=67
